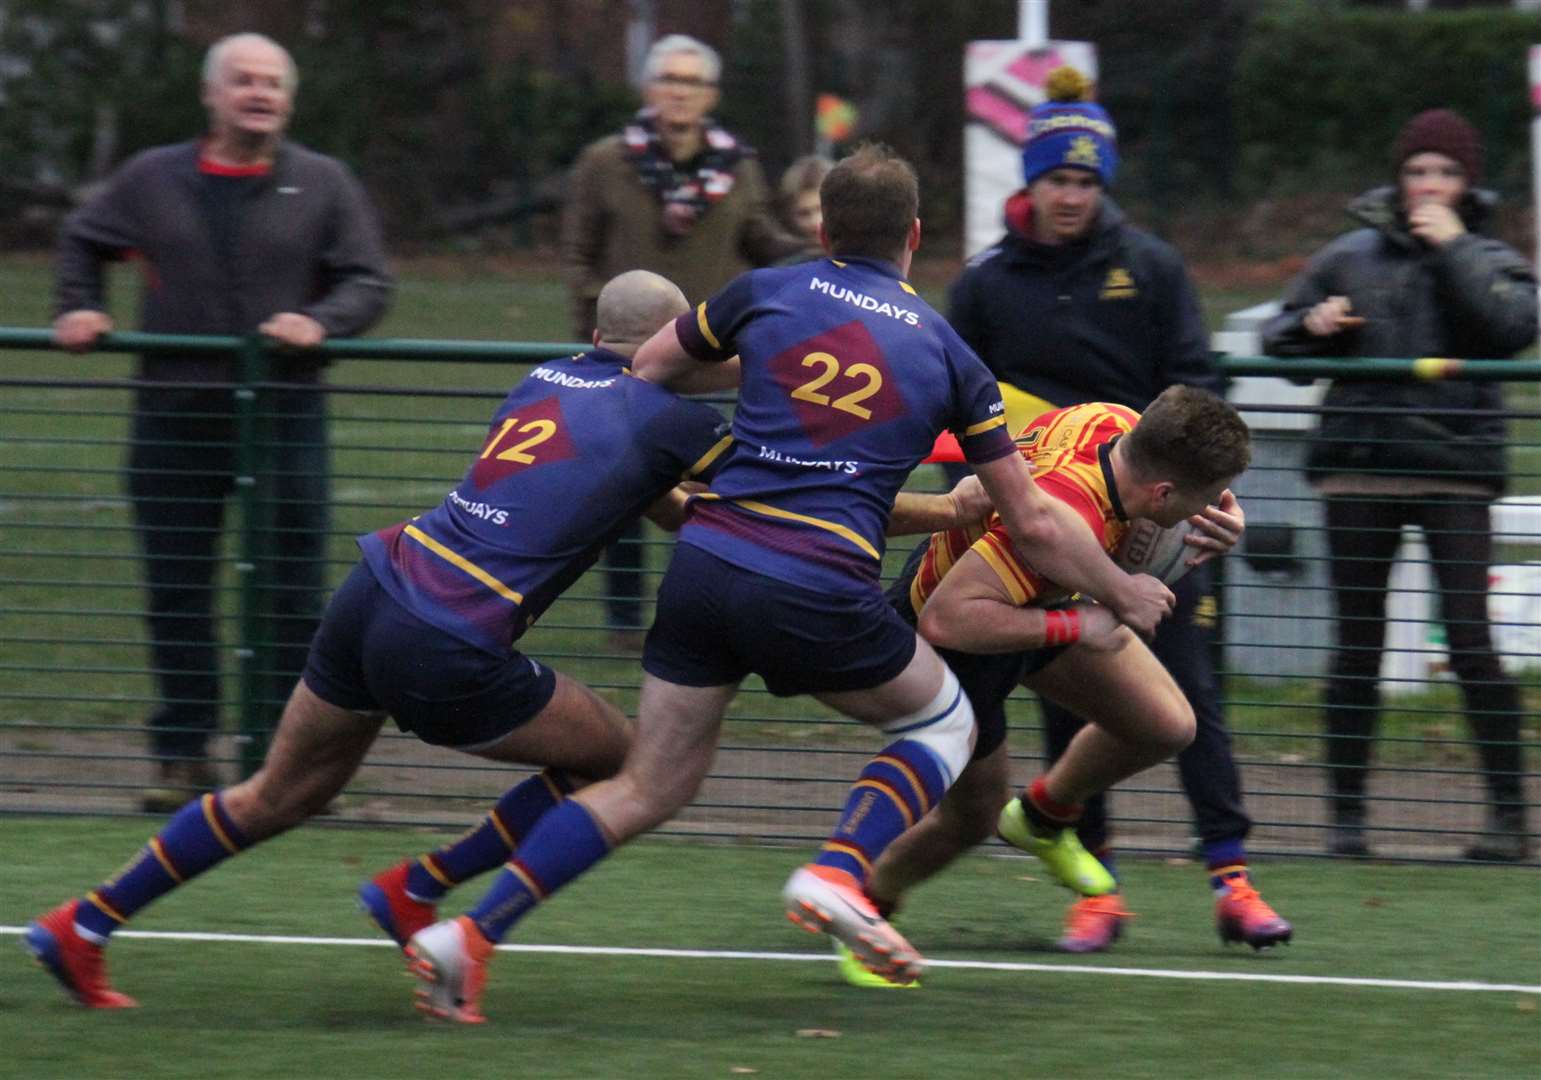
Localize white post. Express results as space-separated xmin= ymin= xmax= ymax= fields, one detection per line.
xmin=1018 ymin=0 xmax=1049 ymax=47
xmin=1530 ymin=46 xmax=1540 ymax=298
xmin=625 ymin=0 xmax=658 ymax=89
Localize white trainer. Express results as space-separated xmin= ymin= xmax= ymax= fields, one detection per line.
xmin=782 ymin=864 xmax=924 ymax=985
xmin=405 ymin=916 xmax=493 ymax=1024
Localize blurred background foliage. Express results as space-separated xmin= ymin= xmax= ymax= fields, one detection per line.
xmin=0 ymin=0 xmax=1534 ymax=256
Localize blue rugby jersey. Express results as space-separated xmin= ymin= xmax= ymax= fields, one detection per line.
xmin=673 ymin=256 xmax=1015 ymax=594
xmin=358 ymin=349 xmax=731 ymax=655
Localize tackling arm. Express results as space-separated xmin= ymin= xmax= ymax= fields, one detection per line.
xmin=970 ymin=451 xmax=1172 ymax=637
xmin=643 ymin=481 xmax=708 ymax=532
xmin=916 ymin=549 xmax=1121 ymax=655
xmin=631 ymin=319 xmax=719 ymax=390
xmin=659 ymin=355 xmax=742 ymax=396
xmin=886 ymin=475 xmax=991 ymax=536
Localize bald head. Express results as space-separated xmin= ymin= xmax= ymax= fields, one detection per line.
xmin=595 ymin=271 xmax=690 ymax=355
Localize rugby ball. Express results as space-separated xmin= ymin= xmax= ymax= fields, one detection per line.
xmin=1114 ymin=519 xmax=1196 ymax=585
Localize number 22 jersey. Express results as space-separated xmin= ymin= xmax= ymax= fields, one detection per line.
xmin=673 ymin=256 xmax=1016 ymax=596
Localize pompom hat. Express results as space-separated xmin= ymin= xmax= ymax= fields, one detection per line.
xmin=1391 ymin=108 xmax=1481 ymax=185
xmin=1020 ymin=66 xmax=1118 ymax=187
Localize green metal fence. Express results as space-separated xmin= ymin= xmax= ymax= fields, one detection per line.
xmin=1 ymin=327 xmax=1536 ymax=863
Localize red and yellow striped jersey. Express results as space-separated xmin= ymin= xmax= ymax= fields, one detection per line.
xmin=907 ymin=402 xmax=1139 ymax=615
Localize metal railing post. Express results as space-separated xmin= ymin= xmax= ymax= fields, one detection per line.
xmin=233 ymin=336 xmax=275 ymax=777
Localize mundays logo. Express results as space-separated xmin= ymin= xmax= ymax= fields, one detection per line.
xmin=809 ymin=277 xmax=920 ymax=326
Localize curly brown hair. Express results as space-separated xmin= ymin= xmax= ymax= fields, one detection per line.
xmin=1125 ymin=385 xmax=1252 ymax=491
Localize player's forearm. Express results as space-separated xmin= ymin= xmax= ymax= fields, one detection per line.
xmin=888 ymin=474 xmax=989 ymax=536
xmin=663 ymin=356 xmax=741 ymax=395
xmin=887 ymin=493 xmax=953 ymax=535
xmin=976 ymin=454 xmax=1125 ymax=605
xmin=887 ymin=493 xmax=965 ymax=536
xmin=917 ymin=596 xmax=1057 ymax=654
xmin=631 ymin=321 xmax=703 ymax=388
xmin=1003 ymin=495 xmax=1128 ymax=604
xmin=643 ymin=486 xmax=694 ymax=531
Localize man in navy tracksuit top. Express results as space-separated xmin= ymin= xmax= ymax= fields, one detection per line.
xmin=947 ymin=67 xmax=1292 ymax=952
xmin=52 ymin=33 xmax=394 ymax=811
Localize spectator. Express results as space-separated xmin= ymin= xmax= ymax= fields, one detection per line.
xmin=52 ymin=32 xmax=394 ymax=812
xmin=776 ymin=154 xmax=832 ymax=243
xmin=561 ymin=33 xmax=813 ymax=650
xmin=1261 ymin=108 xmax=1536 ymax=862
xmin=945 ymin=66 xmax=1291 ymax=950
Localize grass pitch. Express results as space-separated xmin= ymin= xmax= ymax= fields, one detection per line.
xmin=3 ymin=819 xmax=1537 ymax=1079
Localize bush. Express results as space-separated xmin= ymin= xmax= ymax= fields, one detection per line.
xmin=1234 ymin=3 xmax=1535 ymax=198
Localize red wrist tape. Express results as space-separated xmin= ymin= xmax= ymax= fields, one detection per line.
xmin=1042 ymin=608 xmax=1081 ymax=646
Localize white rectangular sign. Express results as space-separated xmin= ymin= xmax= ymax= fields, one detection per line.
xmin=963 ymin=40 xmax=1097 ymax=259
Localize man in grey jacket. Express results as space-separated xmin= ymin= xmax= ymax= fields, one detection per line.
xmin=1262 ymin=108 xmax=1536 ymax=862
xmin=53 ymin=32 xmax=394 ymax=810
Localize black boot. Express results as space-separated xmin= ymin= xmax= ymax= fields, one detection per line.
xmin=1328 ymin=799 xmax=1372 ymax=858
xmin=1463 ymin=805 xmax=1533 ymax=863
xmin=141 ymin=756 xmax=221 ymax=814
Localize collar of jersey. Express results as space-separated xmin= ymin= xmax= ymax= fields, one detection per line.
xmin=1099 ymin=437 xmax=1128 ymax=522
xmin=825 ymin=255 xmax=906 ymax=281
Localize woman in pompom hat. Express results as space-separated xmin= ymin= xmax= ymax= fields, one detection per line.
xmin=849 ymin=67 xmax=1296 ymax=967
xmin=1262 ymin=109 xmax=1537 ymax=862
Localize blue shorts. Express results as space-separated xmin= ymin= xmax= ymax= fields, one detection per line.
xmin=302 ymin=562 xmax=557 ymax=750
xmin=643 ymin=542 xmax=917 ymax=697
xmin=886 ymin=538 xmax=1068 ymax=761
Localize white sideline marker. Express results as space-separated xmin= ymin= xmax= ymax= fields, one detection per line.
xmin=4 ymin=926 xmax=1537 ymax=995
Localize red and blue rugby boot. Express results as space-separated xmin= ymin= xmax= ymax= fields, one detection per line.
xmin=23 ymin=899 xmax=137 ymax=1008
xmin=359 ymin=860 xmax=439 ymax=951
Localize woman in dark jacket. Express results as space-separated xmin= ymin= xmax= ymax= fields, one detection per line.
xmin=1262 ymin=109 xmax=1537 ymax=862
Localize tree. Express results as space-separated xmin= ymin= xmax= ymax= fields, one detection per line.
xmin=0 ymin=0 xmax=202 ymax=189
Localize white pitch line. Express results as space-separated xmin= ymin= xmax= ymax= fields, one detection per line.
xmin=4 ymin=926 xmax=1537 ymax=994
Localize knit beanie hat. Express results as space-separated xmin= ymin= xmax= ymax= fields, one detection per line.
xmin=1020 ymin=66 xmax=1118 ymax=187
xmin=1391 ymin=108 xmax=1481 ymax=184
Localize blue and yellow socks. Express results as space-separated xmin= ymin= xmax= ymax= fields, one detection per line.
xmin=465 ymin=797 xmax=611 ymax=944
xmin=814 ymin=739 xmax=948 ymax=886
xmin=1205 ymin=838 xmax=1251 ymax=895
xmin=74 ymin=793 xmax=249 ymax=942
xmin=405 ymin=770 xmax=574 ymax=901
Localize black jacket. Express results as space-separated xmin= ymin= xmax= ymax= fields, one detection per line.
xmin=55 ymin=139 xmax=394 ymax=383
xmin=947 ymin=193 xmax=1218 ymax=412
xmin=1260 ymin=186 xmax=1537 ymax=493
